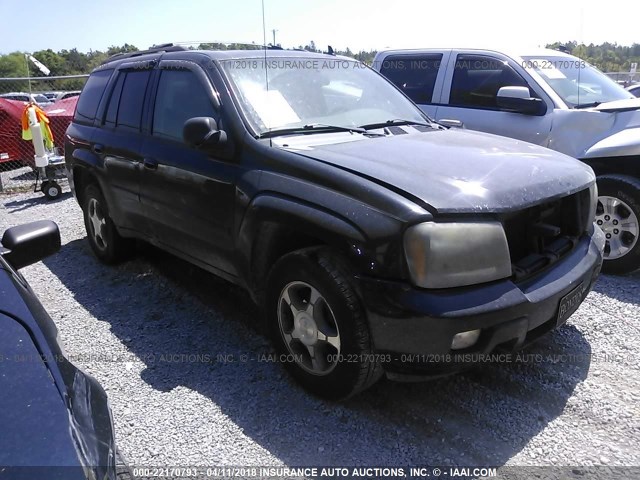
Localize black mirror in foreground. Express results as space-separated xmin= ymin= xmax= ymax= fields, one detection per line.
xmin=183 ymin=117 xmax=228 ymax=150
xmin=496 ymin=86 xmax=547 ymax=116
xmin=1 ymin=220 xmax=61 ymax=270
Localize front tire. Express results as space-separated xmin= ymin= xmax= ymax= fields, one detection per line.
xmin=266 ymin=248 xmax=382 ymax=400
xmin=596 ymin=175 xmax=640 ymax=275
xmin=82 ymin=184 xmax=134 ymax=264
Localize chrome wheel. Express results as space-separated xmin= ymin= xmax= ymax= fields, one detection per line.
xmin=277 ymin=281 xmax=341 ymax=376
xmin=87 ymin=197 xmax=108 ymax=251
xmin=596 ymin=195 xmax=639 ymax=260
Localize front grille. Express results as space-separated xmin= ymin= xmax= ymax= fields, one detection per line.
xmin=503 ymin=188 xmax=591 ymax=281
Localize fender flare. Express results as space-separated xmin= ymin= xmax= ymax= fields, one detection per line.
xmin=237 ymin=193 xmax=370 ymax=292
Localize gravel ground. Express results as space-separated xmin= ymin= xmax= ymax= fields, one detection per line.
xmin=0 ymin=163 xmax=68 ymax=193
xmin=1 ymin=190 xmax=639 ymax=477
xmin=0 ymin=164 xmax=39 ymax=191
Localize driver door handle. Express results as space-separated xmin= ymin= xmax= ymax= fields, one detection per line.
xmin=143 ymin=157 xmax=159 ymax=170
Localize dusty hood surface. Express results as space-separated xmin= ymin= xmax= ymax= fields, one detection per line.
xmin=280 ymin=128 xmax=595 ymax=213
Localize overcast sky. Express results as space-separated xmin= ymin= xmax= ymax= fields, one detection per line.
xmin=1 ymin=0 xmax=638 ymax=54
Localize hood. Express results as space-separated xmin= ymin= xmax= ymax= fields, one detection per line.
xmin=592 ymin=97 xmax=640 ymax=112
xmin=278 ymin=129 xmax=594 ymax=214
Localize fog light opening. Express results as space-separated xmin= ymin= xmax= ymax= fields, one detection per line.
xmin=451 ymin=329 xmax=481 ymax=350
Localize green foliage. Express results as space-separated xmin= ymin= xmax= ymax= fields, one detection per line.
xmin=197 ymin=42 xmax=261 ymax=50
xmin=0 ymin=45 xmax=140 ymax=93
xmin=0 ymin=52 xmax=30 ymax=78
xmin=546 ymin=41 xmax=640 ymax=72
xmin=1 ymin=41 xmax=637 ymax=82
xmin=0 ymin=44 xmax=142 ymax=80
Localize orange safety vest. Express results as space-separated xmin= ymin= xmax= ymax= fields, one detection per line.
xmin=21 ymin=103 xmax=54 ymax=149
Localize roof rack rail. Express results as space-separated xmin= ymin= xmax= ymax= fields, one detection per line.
xmin=103 ymin=43 xmax=187 ymax=64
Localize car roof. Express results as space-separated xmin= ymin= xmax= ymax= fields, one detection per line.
xmin=376 ymin=47 xmax=576 ymax=60
xmin=98 ymin=47 xmax=353 ymax=71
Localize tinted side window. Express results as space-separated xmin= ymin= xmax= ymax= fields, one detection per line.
xmin=380 ymin=54 xmax=443 ymax=104
xmin=450 ymin=55 xmax=529 ymax=109
xmin=74 ymin=69 xmax=113 ymax=122
xmin=104 ymin=72 xmax=125 ymax=126
xmin=152 ymin=70 xmax=216 ymax=141
xmin=116 ymin=70 xmax=151 ymax=131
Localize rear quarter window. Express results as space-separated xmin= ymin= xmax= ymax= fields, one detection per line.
xmin=116 ymin=70 xmax=151 ymax=131
xmin=74 ymin=69 xmax=113 ymax=123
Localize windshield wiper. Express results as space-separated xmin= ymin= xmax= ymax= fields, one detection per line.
xmin=358 ymin=119 xmax=438 ymax=130
xmin=574 ymin=102 xmax=601 ymax=109
xmin=258 ymin=123 xmax=367 ymax=139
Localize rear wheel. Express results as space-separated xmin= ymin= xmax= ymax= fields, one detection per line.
xmin=596 ymin=175 xmax=640 ymax=274
xmin=82 ymin=184 xmax=134 ymax=264
xmin=266 ymin=247 xmax=382 ymax=400
xmin=115 ymin=449 xmax=132 ymax=480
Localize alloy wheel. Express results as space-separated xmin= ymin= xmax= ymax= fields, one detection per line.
xmin=596 ymin=195 xmax=639 ymax=260
xmin=87 ymin=198 xmax=108 ymax=251
xmin=277 ymin=281 xmax=341 ymax=376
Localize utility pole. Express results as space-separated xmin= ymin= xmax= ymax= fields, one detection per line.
xmin=272 ymin=29 xmax=278 ymax=46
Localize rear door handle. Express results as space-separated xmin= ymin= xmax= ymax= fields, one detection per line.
xmin=143 ymin=158 xmax=159 ymax=170
xmin=439 ymin=118 xmax=464 ymax=128
xmin=92 ymin=143 xmax=104 ymax=154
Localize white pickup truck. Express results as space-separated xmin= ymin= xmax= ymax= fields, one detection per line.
xmin=374 ymin=48 xmax=640 ymax=274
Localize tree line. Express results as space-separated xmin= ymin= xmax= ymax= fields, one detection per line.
xmin=1 ymin=41 xmax=638 ymax=88
xmin=546 ymin=41 xmax=640 ymax=73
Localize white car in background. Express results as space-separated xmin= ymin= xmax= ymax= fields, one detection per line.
xmin=628 ymin=84 xmax=640 ymax=98
xmin=42 ymin=91 xmax=63 ymax=101
xmin=0 ymin=92 xmax=53 ymax=106
xmin=55 ymin=90 xmax=81 ymax=102
xmin=374 ymin=48 xmax=640 ymax=274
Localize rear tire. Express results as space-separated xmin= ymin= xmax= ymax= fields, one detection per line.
xmin=266 ymin=247 xmax=383 ymax=400
xmin=82 ymin=184 xmax=134 ymax=264
xmin=115 ymin=449 xmax=132 ymax=480
xmin=596 ymin=175 xmax=640 ymax=275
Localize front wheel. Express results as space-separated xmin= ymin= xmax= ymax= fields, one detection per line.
xmin=266 ymin=248 xmax=382 ymax=400
xmin=596 ymin=175 xmax=640 ymax=274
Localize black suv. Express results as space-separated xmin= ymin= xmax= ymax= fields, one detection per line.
xmin=65 ymin=45 xmax=604 ymax=399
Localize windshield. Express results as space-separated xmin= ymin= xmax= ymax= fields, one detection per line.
xmin=220 ymin=57 xmax=430 ymax=135
xmin=522 ymin=56 xmax=634 ymax=108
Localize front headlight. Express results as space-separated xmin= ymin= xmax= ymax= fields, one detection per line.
xmin=404 ymin=222 xmax=512 ymax=289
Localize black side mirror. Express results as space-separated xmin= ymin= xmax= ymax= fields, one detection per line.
xmin=496 ymin=86 xmax=547 ymax=116
xmin=183 ymin=117 xmax=227 ymax=150
xmin=1 ymin=220 xmax=61 ymax=270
